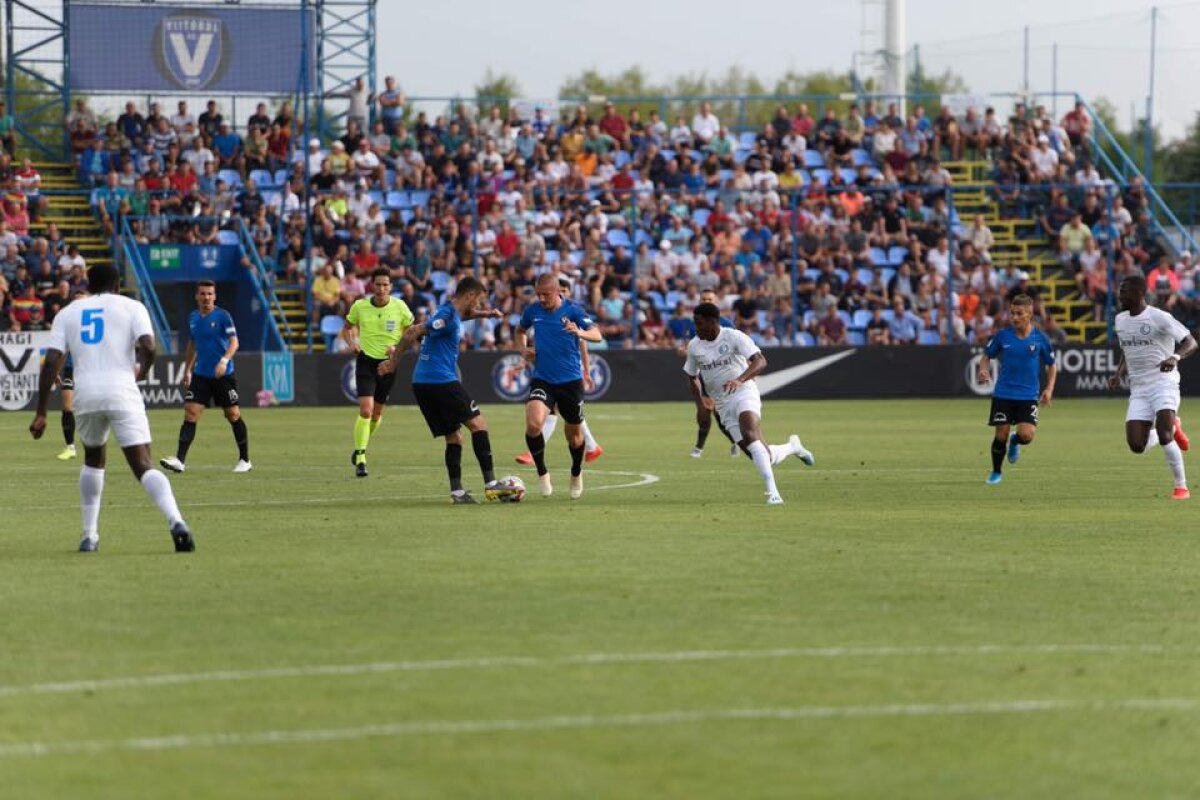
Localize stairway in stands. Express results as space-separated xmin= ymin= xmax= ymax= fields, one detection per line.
xmin=273 ymin=285 xmax=320 ymax=351
xmin=944 ymin=160 xmax=1107 ymax=343
xmin=31 ymin=162 xmax=115 ymax=284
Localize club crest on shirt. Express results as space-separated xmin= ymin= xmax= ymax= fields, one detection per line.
xmin=718 ymin=343 xmax=730 ymax=355
xmin=1141 ymin=324 xmax=1152 ymax=335
xmin=385 ymin=319 xmax=396 ymax=332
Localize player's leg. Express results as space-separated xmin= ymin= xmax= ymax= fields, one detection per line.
xmin=76 ymin=413 xmax=107 ymax=552
xmin=524 ymin=382 xmax=554 ymax=496
xmin=517 ymin=413 xmax=559 ymax=465
xmin=581 ymin=417 xmax=603 ymax=462
xmin=162 ymin=400 xmax=205 ymax=473
xmin=219 ymin=377 xmax=251 ymax=472
xmin=352 ymin=354 xmax=379 ymax=473
xmin=557 ymin=382 xmax=588 ymax=499
xmin=736 ymin=407 xmax=782 ymax=504
xmin=115 ymin=411 xmax=193 ymax=551
xmin=58 ymin=388 xmax=77 ymax=460
xmin=1154 ymin=402 xmax=1188 ymax=499
xmin=692 ymin=402 xmax=712 ymax=457
xmin=463 ymin=414 xmax=497 ymax=489
xmin=767 ymin=434 xmax=815 ymax=466
xmin=986 ymin=399 xmax=1010 ymax=484
xmin=1125 ymin=420 xmax=1155 ymax=453
xmin=443 ymin=428 xmax=469 ymax=499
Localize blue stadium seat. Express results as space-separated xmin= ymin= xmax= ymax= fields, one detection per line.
xmin=568 ymin=250 xmax=584 ymax=266
xmin=881 ymin=309 xmax=895 ymax=322
xmin=803 ymin=150 xmax=825 ymax=169
xmin=429 ymin=271 xmax=452 ymax=293
xmin=409 ymin=190 xmax=431 ymax=208
xmin=646 ymin=290 xmax=667 ymax=311
xmin=855 ymin=268 xmax=873 ymax=285
xmin=734 ymin=148 xmax=751 ymax=164
xmin=847 ymin=331 xmax=866 ymax=346
xmin=665 ymin=290 xmax=682 ymax=309
xmin=692 ymin=208 xmax=711 ymax=227
xmin=614 ymin=150 xmax=631 ymax=168
xmin=887 ymin=246 xmax=909 ymax=266
xmin=385 ymin=190 xmax=406 ymax=210
xmin=218 ymin=169 xmax=242 ymax=189
xmin=660 ymin=149 xmax=676 ymax=162
xmin=384 ymin=169 xmax=396 ymax=187
xmin=319 ymin=315 xmax=344 ymax=350
xmin=852 ymin=309 xmax=873 ymax=329
xmin=869 ymin=247 xmax=889 ymax=267
xmin=850 ymin=148 xmax=873 ymax=167
xmin=838 ymin=168 xmax=858 ymax=184
xmin=919 ymin=330 xmax=942 ymax=345
xmin=838 ymin=310 xmax=853 ymax=329
xmin=797 ymin=332 xmax=816 ymax=347
xmin=273 ymin=169 xmax=290 ymax=186
xmin=216 ymin=230 xmax=240 ymax=246
xmin=802 ymin=310 xmax=817 ymax=328
xmin=719 ymin=168 xmax=734 ymax=184
xmin=738 ymin=131 xmax=757 ymax=149
xmin=810 ymin=168 xmax=832 ymax=185
xmin=834 ymin=268 xmax=850 ymax=285
xmin=633 ymin=229 xmax=655 ymax=248
xmin=880 ymin=268 xmax=896 ymax=286
xmin=606 ymin=229 xmax=632 ymax=249
xmin=368 ymin=190 xmax=384 ymax=208
xmin=249 ymin=169 xmax=274 ymax=188
xmin=688 ymin=149 xmax=703 ymax=163
xmin=804 ymin=268 xmax=821 ymax=282
xmin=755 ymin=309 xmax=769 ymax=330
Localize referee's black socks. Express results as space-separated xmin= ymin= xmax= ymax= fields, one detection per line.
xmin=445 ymin=442 xmax=464 ymax=491
xmin=990 ymin=437 xmax=1006 ymax=473
xmin=472 ymin=430 xmax=495 ymax=484
xmin=569 ymin=443 xmax=585 ymax=477
xmin=525 ymin=433 xmax=547 ymax=476
xmin=229 ymin=418 xmax=249 ymax=462
xmin=177 ymin=420 xmax=197 ymax=462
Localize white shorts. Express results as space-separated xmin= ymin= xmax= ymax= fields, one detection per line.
xmin=76 ymin=410 xmax=153 ymax=448
xmin=1126 ymin=383 xmax=1181 ymax=422
xmin=715 ymin=383 xmax=763 ymax=443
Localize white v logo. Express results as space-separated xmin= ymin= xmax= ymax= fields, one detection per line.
xmin=169 ymin=33 xmax=213 ymax=78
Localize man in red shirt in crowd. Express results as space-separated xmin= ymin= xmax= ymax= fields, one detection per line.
xmin=495 ymin=220 xmax=520 ymax=262
xmin=1062 ymin=101 xmax=1091 ymax=151
xmin=791 ymin=104 xmax=815 ymax=139
xmin=598 ymin=103 xmax=629 ymax=150
xmin=352 ymin=241 xmax=380 ymax=276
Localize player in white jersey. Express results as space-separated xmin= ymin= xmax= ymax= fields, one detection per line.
xmin=28 ymin=264 xmax=194 ymax=552
xmin=683 ymin=302 xmax=814 ymax=504
xmin=1107 ymin=274 xmax=1196 ymax=500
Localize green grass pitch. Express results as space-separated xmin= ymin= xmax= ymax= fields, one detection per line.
xmin=3 ymin=398 xmax=1200 ymax=798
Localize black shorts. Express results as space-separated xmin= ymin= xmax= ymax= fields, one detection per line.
xmin=413 ymin=381 xmax=480 ymax=437
xmin=355 ymin=352 xmax=396 ymax=404
xmin=989 ymin=397 xmax=1039 ymax=427
xmin=60 ymin=365 xmax=74 ymax=391
xmin=527 ymin=378 xmax=585 ymax=425
xmin=186 ymin=374 xmax=240 ymax=408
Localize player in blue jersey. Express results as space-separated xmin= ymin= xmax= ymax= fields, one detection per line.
xmin=515 ymin=272 xmax=603 ymax=499
xmin=975 ymin=294 xmax=1057 ymax=484
xmin=380 ymin=276 xmax=510 ymax=503
xmin=160 ymin=280 xmax=252 ymax=474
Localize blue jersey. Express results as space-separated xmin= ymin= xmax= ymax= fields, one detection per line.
xmin=985 ymin=326 xmax=1055 ymax=401
xmin=519 ymin=299 xmax=594 ymax=384
xmin=189 ymin=307 xmax=237 ymax=377
xmin=413 ymin=302 xmax=462 ymax=384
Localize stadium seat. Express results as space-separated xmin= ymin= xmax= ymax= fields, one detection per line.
xmin=664 ymin=290 xmax=682 ymax=309
xmin=880 ymin=268 xmax=896 ymax=286
xmin=385 ymin=190 xmax=406 ymax=210
xmin=847 ymin=331 xmax=866 ymax=346
xmin=216 ymin=230 xmax=240 ymax=246
xmin=606 ymin=229 xmax=632 ymax=249
xmin=810 ymin=168 xmax=832 ymax=185
xmin=881 ymin=309 xmax=895 ymax=322
xmin=838 ymin=310 xmax=853 ymax=329
xmin=738 ymin=132 xmax=757 ymax=149
xmin=855 ymin=268 xmax=873 ymax=285
xmin=409 ymin=190 xmax=431 ymax=208
xmin=838 ymin=168 xmax=858 ymax=184
xmin=368 ymin=190 xmax=384 ymax=208
xmin=719 ymin=168 xmax=734 ymax=184
xmin=692 ymin=208 xmax=710 ymax=227
xmin=803 ymin=150 xmax=825 ymax=169
xmin=852 ymin=309 xmax=873 ymax=328
xmin=273 ymin=169 xmax=290 ymax=186
xmin=869 ymin=247 xmax=889 ymax=267
xmin=384 ymin=169 xmax=395 ymax=187
xmin=568 ymin=251 xmax=584 ymax=266
xmin=802 ymin=310 xmax=817 ymax=328
xmin=263 ymin=191 xmax=280 ymax=209
xmin=834 ymin=268 xmax=850 ymax=285
xmin=646 ymin=290 xmax=667 ymax=311
xmin=797 ymin=332 xmax=816 ymax=347
xmin=688 ymin=149 xmax=703 ymax=163
xmin=614 ymin=150 xmax=631 ymax=168
xmin=633 ymin=229 xmax=655 ymax=248
xmin=887 ymin=246 xmax=909 ymax=266
xmin=319 ymin=315 xmax=345 ymax=350
xmin=734 ymin=148 xmax=751 ymax=164
xmin=660 ymin=149 xmax=676 ymax=162
xmin=249 ymin=169 xmax=273 ymax=188
xmin=804 ymin=268 xmax=821 ymax=282
xmin=429 ymin=271 xmax=452 ymax=292
xmin=219 ymin=169 xmax=242 ymax=189
xmin=919 ymin=330 xmax=942 ymax=345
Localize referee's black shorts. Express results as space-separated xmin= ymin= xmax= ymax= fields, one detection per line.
xmin=355 ymin=352 xmax=396 ymax=404
xmin=185 ymin=374 xmax=240 ymax=408
xmin=413 ymin=381 xmax=481 ymax=437
xmin=527 ymin=378 xmax=585 ymax=425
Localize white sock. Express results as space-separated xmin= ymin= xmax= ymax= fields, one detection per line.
xmin=140 ymin=469 xmax=184 ymax=526
xmin=1143 ymin=429 xmax=1160 ymax=451
xmin=768 ymin=443 xmax=792 ymax=465
xmin=581 ymin=420 xmax=599 ymax=451
xmin=1162 ymin=441 xmax=1187 ymax=488
xmin=80 ymin=466 xmax=104 ymax=539
xmin=746 ymin=440 xmax=779 ymax=495
xmin=541 ymin=413 xmax=559 ymax=440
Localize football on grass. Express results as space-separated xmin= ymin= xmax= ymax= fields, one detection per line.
xmin=496 ymin=475 xmax=526 ymax=503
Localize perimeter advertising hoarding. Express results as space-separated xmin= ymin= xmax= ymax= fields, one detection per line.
xmin=68 ymin=3 xmax=315 ymax=93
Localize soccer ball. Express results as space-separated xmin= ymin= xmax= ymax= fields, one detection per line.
xmin=493 ymin=475 xmax=526 ymax=503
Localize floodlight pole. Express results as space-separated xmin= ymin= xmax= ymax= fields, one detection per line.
xmin=1144 ymin=5 xmax=1157 ymax=179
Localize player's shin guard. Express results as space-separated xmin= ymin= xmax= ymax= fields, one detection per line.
xmin=80 ymin=466 xmax=104 ymax=538
xmin=62 ymin=410 xmax=75 ymax=446
xmin=581 ymin=420 xmax=598 ymax=451
xmin=746 ymin=440 xmax=779 ymax=496
xmin=471 ymin=430 xmax=495 ymax=484
xmin=177 ymin=420 xmax=197 ymax=462
xmin=1163 ymin=441 xmax=1187 ymax=488
xmin=140 ymin=469 xmax=184 ymax=526
xmin=445 ymin=443 xmax=464 ymax=491
xmin=229 ymin=418 xmax=249 ymax=462
xmin=569 ymin=443 xmax=585 ymax=477
xmin=990 ymin=438 xmax=1006 ymax=472
xmin=525 ymin=433 xmax=548 ymax=476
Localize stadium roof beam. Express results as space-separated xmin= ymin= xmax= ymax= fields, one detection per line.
xmin=315 ymin=0 xmax=375 ymax=139
xmin=4 ymin=0 xmax=69 ymax=159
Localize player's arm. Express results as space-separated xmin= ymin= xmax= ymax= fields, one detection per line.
xmin=181 ymin=340 xmax=196 ymax=385
xmin=724 ymin=351 xmax=767 ymax=394
xmin=976 ymin=354 xmax=993 ymax=384
xmin=562 ymin=314 xmax=602 ymax=342
xmin=215 ymin=328 xmax=238 ymax=378
xmin=1107 ymin=353 xmax=1128 ymax=390
xmin=29 ymin=348 xmax=63 ymax=439
xmin=514 ymin=325 xmax=535 ymax=364
xmin=379 ymin=322 xmax=425 ymax=376
xmin=135 ymin=334 xmax=156 ymax=383
xmin=1161 ymin=334 xmax=1198 ymax=373
xmin=578 ymin=338 xmax=594 ymax=391
xmin=1041 ymin=363 xmax=1058 ymax=406
xmin=339 ymin=321 xmax=361 ymax=353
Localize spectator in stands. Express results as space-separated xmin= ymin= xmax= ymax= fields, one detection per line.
xmin=378 ymin=76 xmax=406 ymax=134
xmin=691 ymin=102 xmax=720 ymax=147
xmin=312 ymin=261 xmax=343 ymax=321
xmin=1058 ymin=212 xmax=1092 ymax=273
xmin=64 ymin=98 xmax=97 ymax=136
xmin=0 ymin=101 xmax=15 ymax=156
xmin=1062 ymin=101 xmax=1091 ymax=154
xmin=212 ymin=122 xmax=242 ymax=172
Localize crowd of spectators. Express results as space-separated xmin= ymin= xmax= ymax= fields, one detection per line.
xmin=63 ymin=83 xmax=1192 ymax=348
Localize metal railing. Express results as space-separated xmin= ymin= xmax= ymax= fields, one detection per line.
xmin=117 ymin=216 xmax=173 ymax=353
xmin=234 ymin=216 xmax=290 ymax=351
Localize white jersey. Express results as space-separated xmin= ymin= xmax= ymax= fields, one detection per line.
xmin=1115 ymin=306 xmax=1192 ymax=392
xmin=47 ymin=293 xmax=154 ymax=413
xmin=683 ymin=327 xmax=761 ymax=400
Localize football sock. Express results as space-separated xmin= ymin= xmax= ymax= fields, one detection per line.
xmin=472 ymin=430 xmax=495 ymax=484
xmin=541 ymin=414 xmax=559 ymax=440
xmin=569 ymin=443 xmax=585 ymax=477
xmin=1162 ymin=441 xmax=1187 ymax=488
xmin=990 ymin=438 xmax=1006 ymax=472
xmin=140 ymin=469 xmax=184 ymax=526
xmin=695 ymin=420 xmax=711 ymax=450
xmin=1143 ymin=429 xmax=1161 ymax=451
xmin=80 ymin=466 xmax=104 ymax=538
xmin=62 ymin=411 xmax=75 ymax=446
xmin=746 ymin=440 xmax=779 ymax=496
xmin=229 ymin=418 xmax=249 ymax=461
xmin=581 ymin=420 xmax=599 ymax=451
xmin=176 ymin=420 xmax=196 ymax=462
xmin=525 ymin=433 xmax=548 ymax=476
xmin=445 ymin=442 xmax=464 ymax=491
xmin=768 ymin=443 xmax=792 ymax=465
xmin=354 ymin=416 xmax=371 ymax=453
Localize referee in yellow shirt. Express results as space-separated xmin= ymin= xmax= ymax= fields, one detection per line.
xmin=340 ymin=267 xmax=414 ymax=477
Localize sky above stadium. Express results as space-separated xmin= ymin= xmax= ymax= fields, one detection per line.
xmin=377 ymin=0 xmax=1200 ymax=141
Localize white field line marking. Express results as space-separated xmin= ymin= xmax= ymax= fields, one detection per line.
xmin=0 ymin=643 xmax=1185 ymax=700
xmin=4 ymin=698 xmax=1200 ymax=757
xmin=0 ymin=471 xmax=660 ymax=512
